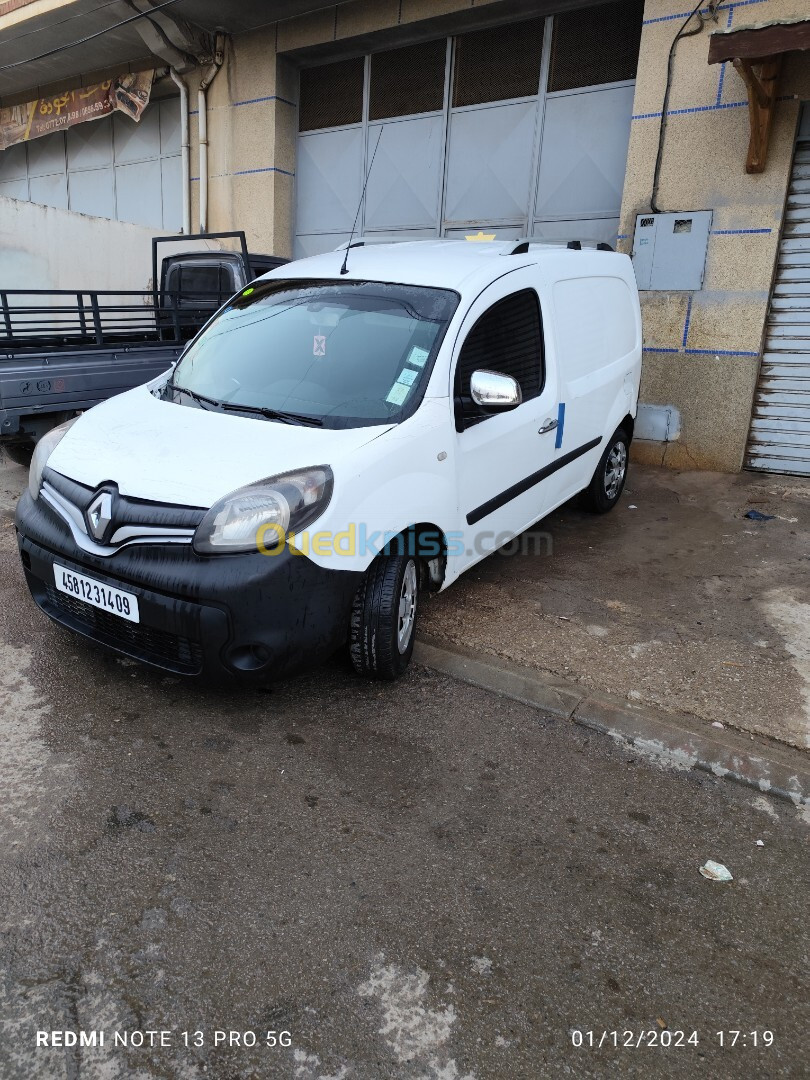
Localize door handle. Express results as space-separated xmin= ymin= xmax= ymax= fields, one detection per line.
xmin=538 ymin=419 xmax=558 ymax=435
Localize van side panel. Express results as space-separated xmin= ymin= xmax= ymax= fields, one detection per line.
xmin=546 ymin=273 xmax=641 ymax=503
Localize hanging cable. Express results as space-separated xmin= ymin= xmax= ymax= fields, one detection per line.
xmin=650 ymin=0 xmax=719 ymax=213
xmin=0 ymin=0 xmax=186 ymax=73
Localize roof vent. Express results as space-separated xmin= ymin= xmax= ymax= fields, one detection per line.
xmin=567 ymin=240 xmax=582 ymax=250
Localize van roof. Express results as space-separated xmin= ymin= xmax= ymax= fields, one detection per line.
xmin=268 ymin=239 xmax=634 ymax=295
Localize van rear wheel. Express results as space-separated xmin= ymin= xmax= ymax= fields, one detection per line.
xmin=350 ymin=554 xmax=419 ymax=680
xmin=581 ymin=427 xmax=629 ymax=513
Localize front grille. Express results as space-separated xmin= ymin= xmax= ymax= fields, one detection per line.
xmin=44 ymin=584 xmax=203 ymax=674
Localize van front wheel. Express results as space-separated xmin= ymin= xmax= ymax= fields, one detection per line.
xmin=581 ymin=428 xmax=629 ymax=513
xmin=350 ymin=554 xmax=419 ymax=680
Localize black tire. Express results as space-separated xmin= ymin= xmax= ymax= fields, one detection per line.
xmin=581 ymin=427 xmax=630 ymax=514
xmin=3 ymin=443 xmax=33 ymax=467
xmin=349 ymin=554 xmax=419 ymax=680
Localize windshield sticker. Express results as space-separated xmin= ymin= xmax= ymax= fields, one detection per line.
xmin=313 ymin=335 xmax=326 ymax=356
xmin=397 ymin=368 xmax=418 ymax=386
xmin=385 ymin=382 xmax=411 ymax=406
xmin=407 ymin=345 xmax=430 ymax=368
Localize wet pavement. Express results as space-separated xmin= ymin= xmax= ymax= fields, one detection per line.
xmin=1 ymin=456 xmax=809 ymax=1080
xmin=421 ymin=464 xmax=810 ymax=749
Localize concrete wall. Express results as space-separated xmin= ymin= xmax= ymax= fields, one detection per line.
xmin=621 ymin=0 xmax=810 ymax=471
xmin=182 ymin=31 xmax=298 ymax=260
xmin=0 ymin=195 xmax=219 ymax=291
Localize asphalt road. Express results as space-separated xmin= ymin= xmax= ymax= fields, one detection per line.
xmin=1 ymin=458 xmax=808 ymax=1080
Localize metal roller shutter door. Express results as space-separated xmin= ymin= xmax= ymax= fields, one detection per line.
xmin=746 ymin=109 xmax=810 ymax=476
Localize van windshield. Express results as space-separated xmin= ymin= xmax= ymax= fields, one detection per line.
xmin=167 ymin=278 xmax=459 ymax=429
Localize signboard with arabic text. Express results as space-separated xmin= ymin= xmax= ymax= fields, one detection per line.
xmin=0 ymin=71 xmax=154 ymax=152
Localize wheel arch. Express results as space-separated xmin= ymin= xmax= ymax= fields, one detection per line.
xmin=380 ymin=521 xmax=448 ymax=592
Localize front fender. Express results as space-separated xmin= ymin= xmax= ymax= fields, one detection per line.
xmin=294 ymin=400 xmax=459 ymax=574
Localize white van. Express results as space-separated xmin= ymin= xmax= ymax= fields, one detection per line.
xmin=15 ymin=239 xmax=641 ymax=682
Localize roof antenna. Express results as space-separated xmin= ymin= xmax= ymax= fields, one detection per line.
xmin=340 ymin=125 xmax=384 ymax=276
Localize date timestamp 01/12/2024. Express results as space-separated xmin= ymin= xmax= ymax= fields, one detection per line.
xmin=571 ymin=1030 xmax=775 ymax=1049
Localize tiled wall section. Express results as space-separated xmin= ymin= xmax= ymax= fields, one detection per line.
xmin=621 ymin=0 xmax=810 ymax=470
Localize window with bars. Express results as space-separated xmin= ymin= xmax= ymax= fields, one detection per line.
xmin=452 ymin=18 xmax=545 ymax=108
xmin=547 ymin=0 xmax=645 ymax=93
xmin=369 ymin=39 xmax=447 ymax=120
xmin=299 ymin=57 xmax=365 ymax=131
xmin=455 ymin=290 xmax=544 ymax=427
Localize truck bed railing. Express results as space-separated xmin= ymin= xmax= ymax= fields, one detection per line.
xmin=0 ymin=288 xmax=231 ymax=352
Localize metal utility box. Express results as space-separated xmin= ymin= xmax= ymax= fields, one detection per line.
xmin=632 ymin=211 xmax=712 ymax=290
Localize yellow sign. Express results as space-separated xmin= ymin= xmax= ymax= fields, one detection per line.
xmin=465 ymin=230 xmax=497 ymax=242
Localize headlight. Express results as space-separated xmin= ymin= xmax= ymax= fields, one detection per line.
xmin=29 ymin=417 xmax=78 ymax=500
xmin=193 ymin=466 xmax=333 ymax=555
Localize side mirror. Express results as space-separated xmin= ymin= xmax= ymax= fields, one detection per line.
xmin=470 ymin=369 xmax=522 ymax=412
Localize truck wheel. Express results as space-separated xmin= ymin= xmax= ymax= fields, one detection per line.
xmin=581 ymin=427 xmax=629 ymax=514
xmin=350 ymin=554 xmax=419 ymax=680
xmin=3 ymin=443 xmax=33 ymax=467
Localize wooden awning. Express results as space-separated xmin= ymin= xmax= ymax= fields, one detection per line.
xmin=708 ymin=18 xmax=810 ymax=173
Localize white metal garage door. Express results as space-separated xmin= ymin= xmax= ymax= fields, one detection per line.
xmin=294 ymin=2 xmax=642 ymax=258
xmin=0 ymin=97 xmax=181 ymax=230
xmin=746 ymin=104 xmax=810 ymax=476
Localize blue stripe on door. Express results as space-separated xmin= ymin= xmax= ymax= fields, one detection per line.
xmin=555 ymin=402 xmax=565 ymax=449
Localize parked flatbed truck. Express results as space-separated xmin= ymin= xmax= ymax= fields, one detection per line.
xmin=0 ymin=231 xmax=286 ymax=464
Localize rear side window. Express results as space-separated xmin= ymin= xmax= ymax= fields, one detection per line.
xmin=552 ymin=276 xmax=637 ymax=381
xmin=166 ymin=264 xmax=233 ymax=304
xmin=455 ymin=289 xmax=544 ymax=427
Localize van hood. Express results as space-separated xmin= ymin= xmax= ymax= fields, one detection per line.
xmin=47 ymin=383 xmax=393 ymax=507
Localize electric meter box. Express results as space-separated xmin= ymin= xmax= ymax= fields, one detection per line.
xmin=632 ymin=210 xmax=712 ymax=291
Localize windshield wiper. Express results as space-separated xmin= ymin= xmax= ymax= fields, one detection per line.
xmin=218 ymin=402 xmax=324 ymax=427
xmin=166 ymin=383 xmax=221 ymax=411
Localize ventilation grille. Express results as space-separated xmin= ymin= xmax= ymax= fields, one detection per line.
xmin=45 ymin=585 xmax=203 ymax=674
xmin=299 ymin=57 xmax=365 ymax=131
xmin=452 ymin=18 xmax=545 ymax=108
xmin=548 ymin=0 xmax=644 ymax=93
xmin=370 ymin=39 xmax=446 ymax=120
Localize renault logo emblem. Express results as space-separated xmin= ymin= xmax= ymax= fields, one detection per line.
xmin=86 ymin=491 xmax=113 ymax=542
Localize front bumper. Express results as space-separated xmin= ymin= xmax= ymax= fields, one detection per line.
xmin=15 ymin=489 xmax=363 ymax=682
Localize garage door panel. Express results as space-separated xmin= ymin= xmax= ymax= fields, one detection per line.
xmin=29 ymin=172 xmax=68 ymax=210
xmin=160 ymin=155 xmax=182 ymax=230
xmin=296 ymin=128 xmax=363 ymax=235
xmin=364 ymin=116 xmax=443 ymax=231
xmin=114 ymin=159 xmax=163 ymax=227
xmin=294 ymin=232 xmax=351 ymax=260
xmin=0 ymin=178 xmax=28 ymax=199
xmin=532 ymin=216 xmax=619 ymax=247
xmin=0 ymin=143 xmax=28 ymax=182
xmin=67 ymin=118 xmax=113 ymax=171
xmin=159 ymin=99 xmax=181 ymax=156
xmin=444 ymin=101 xmax=536 ymax=224
xmin=27 ymin=135 xmax=66 ymax=178
xmin=113 ymin=107 xmax=162 ymax=164
xmin=69 ymin=167 xmax=115 ymax=220
xmin=535 ymin=85 xmax=634 ymax=219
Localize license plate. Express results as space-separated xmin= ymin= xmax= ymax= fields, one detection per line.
xmin=54 ymin=563 xmax=140 ymax=624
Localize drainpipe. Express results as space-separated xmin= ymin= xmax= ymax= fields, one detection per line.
xmin=198 ymin=33 xmax=225 ymax=235
xmin=169 ymin=68 xmax=190 ymax=235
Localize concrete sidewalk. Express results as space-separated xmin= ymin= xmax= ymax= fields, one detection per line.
xmin=421 ymin=465 xmax=810 ymax=751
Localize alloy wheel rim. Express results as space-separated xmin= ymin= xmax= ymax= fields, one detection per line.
xmin=604 ymin=441 xmax=627 ymax=500
xmin=397 ymin=561 xmax=418 ymax=653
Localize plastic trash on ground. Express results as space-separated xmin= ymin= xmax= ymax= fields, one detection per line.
xmin=745 ymin=509 xmax=775 ymax=521
xmin=699 ymin=860 xmax=733 ymax=882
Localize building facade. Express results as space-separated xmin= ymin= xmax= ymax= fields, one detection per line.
xmin=1 ymin=0 xmax=809 ymax=474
